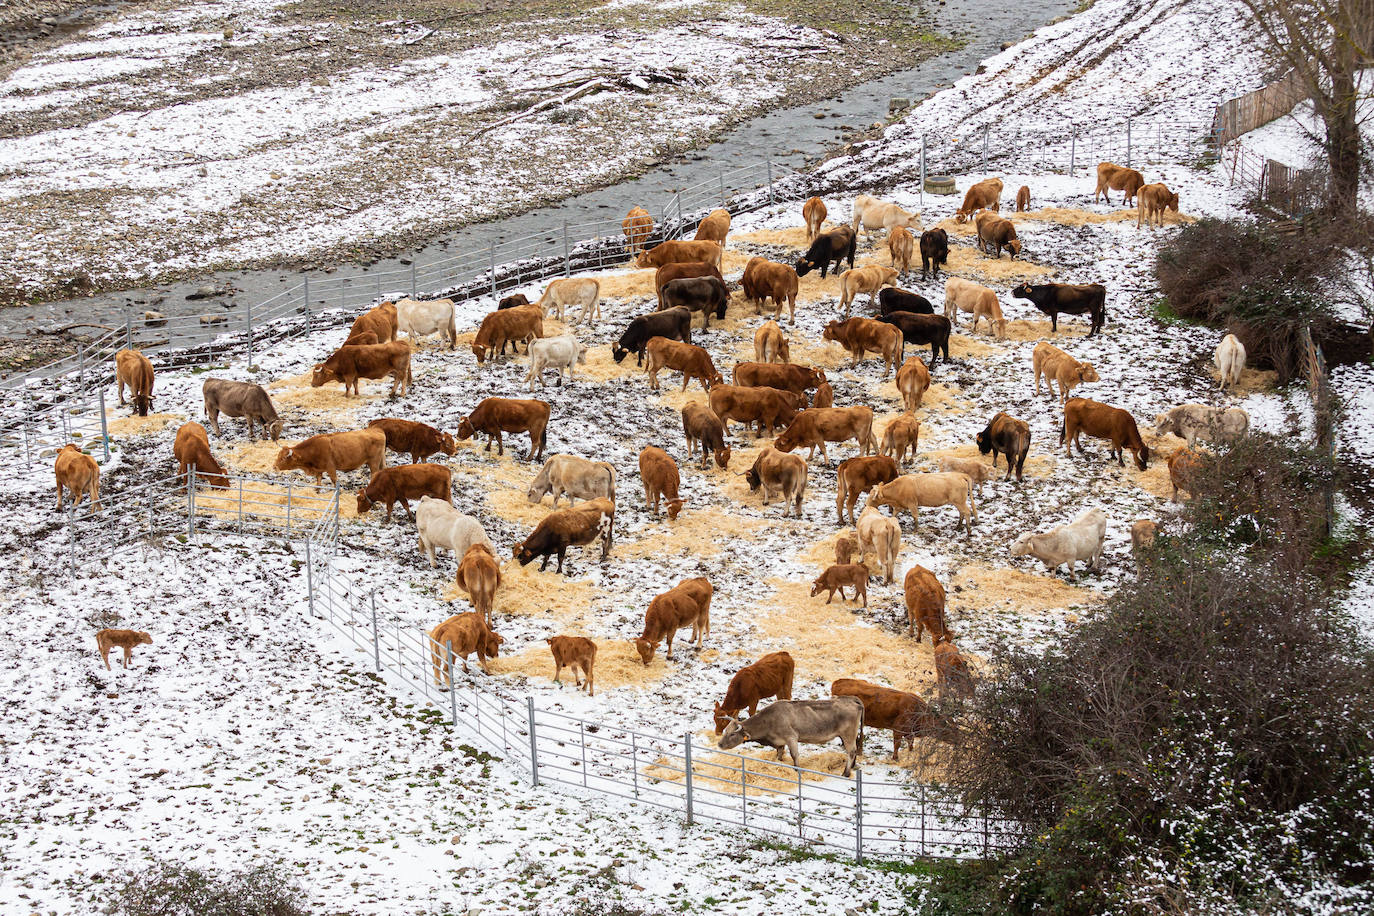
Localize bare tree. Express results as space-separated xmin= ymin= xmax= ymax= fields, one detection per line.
xmin=1236 ymin=0 xmax=1374 ymax=211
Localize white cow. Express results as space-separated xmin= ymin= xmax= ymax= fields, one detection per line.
xmin=1009 ymin=508 xmax=1107 ymax=577
xmin=1153 ymin=404 xmax=1250 ymax=447
xmin=526 ymin=454 xmax=617 ymax=507
xmin=855 ymin=504 xmax=900 ymax=584
xmin=416 ymin=497 xmax=495 ymax=568
xmin=537 ymin=278 xmax=601 ymax=324
xmin=395 ymin=297 xmax=457 ymax=349
xmin=1215 ymin=334 xmax=1246 ymax=391
xmin=525 ymin=334 xmax=587 ymax=390
xmin=850 ymin=194 xmax=920 ymax=237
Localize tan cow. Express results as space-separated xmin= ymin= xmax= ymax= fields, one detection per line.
xmin=1136 ymin=183 xmax=1179 ymax=229
xmin=887 ymin=226 xmax=915 ymax=276
xmin=430 ymin=612 xmax=503 ymax=681
xmin=114 ymin=348 xmax=154 ymax=416
xmin=838 ymin=266 xmax=899 ymax=318
xmin=741 ymin=447 xmax=808 ymax=516
xmin=623 ymin=206 xmax=653 ymax=256
xmin=880 ymin=413 xmax=921 ymax=466
xmin=937 ymin=457 xmax=995 ymax=496
xmin=895 ymin=356 xmax=931 ymax=411
xmin=694 ymin=208 xmax=731 ymax=244
xmin=536 ymin=278 xmax=601 ymax=324
xmin=944 ymin=277 xmax=1004 ymax=339
xmin=802 ymin=196 xmax=827 ymax=241
xmin=1032 ymin=342 xmax=1100 ymax=403
xmin=868 ymin=472 xmax=976 ymax=533
xmin=851 ymin=194 xmax=920 ymax=237
xmin=635 ymin=577 xmax=712 ymax=664
xmin=548 ymin=635 xmax=597 ymax=696
xmin=856 ymin=504 xmax=900 ymax=584
xmin=54 ymin=444 xmax=101 ymax=513
xmin=274 ymin=428 xmax=386 ymax=487
xmin=903 ymin=565 xmax=949 ymax=643
xmin=753 ymin=320 xmax=790 ymax=364
xmin=455 ymin=543 xmax=502 ymax=623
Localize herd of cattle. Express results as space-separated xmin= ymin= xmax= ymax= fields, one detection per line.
xmin=59 ymin=164 xmax=1248 ymax=774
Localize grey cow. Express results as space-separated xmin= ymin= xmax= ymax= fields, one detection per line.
xmin=717 ymin=697 xmax=865 ymax=777
xmin=202 ymin=378 xmax=283 ymax=441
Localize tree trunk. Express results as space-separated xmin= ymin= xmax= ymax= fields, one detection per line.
xmin=1322 ymin=62 xmax=1362 ymax=213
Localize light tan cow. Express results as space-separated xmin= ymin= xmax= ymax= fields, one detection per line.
xmin=623 ymin=206 xmax=654 ymax=255
xmin=753 ymin=320 xmax=790 ymax=364
xmin=895 ymin=356 xmax=930 ymax=411
xmin=1136 ymin=183 xmax=1179 ymax=229
xmin=694 ymin=208 xmax=731 ymax=244
xmin=1032 ymin=342 xmax=1100 ymax=403
xmin=536 ymin=278 xmax=601 ymax=324
xmin=887 ymin=226 xmax=915 ymax=275
xmin=868 ymin=472 xmax=976 ymax=534
xmin=851 ymin=194 xmax=919 ymax=237
xmin=856 ymin=504 xmax=900 ymax=584
xmin=838 ymin=266 xmax=899 ymax=318
xmin=944 ymin=277 xmax=1005 ymax=339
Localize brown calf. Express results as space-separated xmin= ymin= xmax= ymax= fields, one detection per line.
xmin=934 ymin=639 xmax=976 ymax=701
xmin=895 ymin=356 xmax=930 ymax=411
xmin=430 ymin=612 xmax=503 ymax=682
xmin=955 ymin=177 xmax=1003 ymax=222
xmin=623 ymin=206 xmax=653 ymax=256
xmin=881 ymin=413 xmax=921 ymax=466
xmin=903 ymin=564 xmax=949 ymax=643
xmin=810 ymin=563 xmax=869 ymax=607
xmin=802 ymin=196 xmax=827 ymax=241
xmin=1095 ymin=162 xmax=1146 ymax=205
xmin=635 ymin=577 xmax=712 ymax=664
xmin=639 ymin=446 xmax=685 ymax=519
xmin=1015 ymin=185 xmax=1030 ymax=212
xmin=822 ymin=318 xmax=902 ymax=377
xmin=548 ymin=635 xmax=597 ymax=695
xmin=345 ymin=301 xmax=398 ymax=345
xmin=741 ymin=258 xmax=800 ymax=325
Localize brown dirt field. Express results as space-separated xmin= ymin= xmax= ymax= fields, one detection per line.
xmin=488 ymin=637 xmax=667 ymax=690
xmin=755 ymin=577 xmax=936 ymax=694
xmin=949 ymin=563 xmax=1102 ymax=615
xmin=104 ymin=412 xmax=181 ymax=436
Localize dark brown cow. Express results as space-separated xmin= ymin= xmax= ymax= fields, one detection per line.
xmin=975 ymin=412 xmax=1031 ymax=481
xmin=513 ymin=498 xmax=614 ymax=573
xmin=975 ymin=213 xmax=1022 ymax=259
xmin=1012 ymin=282 xmax=1107 ymax=337
xmin=877 ymin=312 xmax=950 ymax=364
xmin=732 ymin=362 xmax=825 ymax=398
xmin=1061 ymin=397 xmax=1150 ymax=470
xmin=612 ymin=307 xmax=692 ymax=365
xmin=835 ymin=454 xmax=899 ymax=525
xmin=682 ymin=401 xmax=731 ymax=469
xmin=367 ymin=418 xmax=458 ymax=463
xmin=356 ymin=463 xmax=453 ymax=522
xmin=794 ymin=225 xmax=856 ymax=278
xmin=456 ymin=397 xmax=550 ymax=461
xmin=655 ymin=262 xmax=723 ymax=308
xmin=662 ymin=277 xmax=728 ymax=327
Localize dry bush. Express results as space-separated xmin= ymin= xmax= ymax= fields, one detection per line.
xmin=108 ymin=862 xmax=309 ymax=916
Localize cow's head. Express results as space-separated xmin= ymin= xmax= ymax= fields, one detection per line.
xmin=713 ymin=703 xmax=739 ymax=735
xmin=267 ymin=419 xmax=284 ymax=441
xmin=1134 ymin=444 xmax=1151 ymax=471
xmin=776 ymin=340 xmax=791 ymax=363
xmin=822 ymin=321 xmax=844 ymax=342
xmin=455 ymin=417 xmax=474 ymax=440
xmin=634 ymin=251 xmax=653 ymax=269
xmin=131 ymin=394 xmax=152 ymax=417
xmin=273 ymin=446 xmax=297 ymax=471
xmin=717 ymin=718 xmax=745 ymax=750
xmin=526 ymin=479 xmax=550 ymax=505
xmin=1078 ymin=364 xmax=1100 ymax=385
xmin=809 ymin=576 xmax=829 ymax=598
xmin=481 ymin=630 xmax=504 ymax=659
xmin=666 ymin=497 xmax=685 ymax=521
xmin=135 ymin=632 xmax=153 ymax=647
xmin=576 ymin=344 xmax=588 ymax=365
xmin=1168 ymin=192 xmax=1180 ymax=212
xmin=975 ymin=427 xmax=994 ymax=455
xmin=513 ymin=543 xmax=536 ymax=566
xmin=356 ymin=491 xmax=375 ymax=515
xmin=1007 ymin=239 xmax=1023 ymax=259
xmin=706 ymin=372 xmax=725 ymax=392
xmin=773 ymin=431 xmax=797 ymax=454
xmin=611 ymin=345 xmax=630 ymax=364
xmin=794 ymin=257 xmax=815 ymax=277
xmin=471 ymin=343 xmax=489 ymax=364
xmin=1009 ymin=533 xmax=1036 ymax=558
xmin=439 ymin=432 xmax=458 ymax=456
xmin=1010 ymin=283 xmax=1032 ymax=300
xmin=1152 ymin=414 xmax=1174 ymax=437
xmin=712 ymin=446 xmax=731 ymax=470
xmin=992 ymin=318 xmax=1007 ymax=340
xmin=743 ymin=458 xmax=763 ymax=491
xmin=309 ymin=364 xmax=335 ymax=388
xmin=633 ymin=637 xmax=658 ymax=666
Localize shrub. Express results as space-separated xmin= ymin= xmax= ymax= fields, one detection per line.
xmin=109 ymin=862 xmax=309 ymax=916
xmin=923 ymin=436 xmax=1374 ymax=915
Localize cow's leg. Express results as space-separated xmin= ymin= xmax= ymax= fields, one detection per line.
xmin=122 ymin=646 xmax=133 ymax=669
xmin=786 ymin=738 xmax=802 ymax=769
xmin=556 ymin=547 xmax=567 ymax=574
xmin=539 ymin=552 xmax=551 ymax=572
xmin=401 ymin=499 xmax=414 ymax=522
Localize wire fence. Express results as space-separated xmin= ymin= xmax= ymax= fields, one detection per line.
xmin=1220 ymin=140 xmax=1326 ymax=220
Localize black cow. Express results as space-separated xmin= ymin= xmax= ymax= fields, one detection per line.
xmin=877 ymin=312 xmax=950 ymax=364
xmin=662 ymin=277 xmax=728 ymax=328
xmin=795 ymin=226 xmax=857 ymax=278
xmin=611 ymin=307 xmax=693 ymax=365
xmin=1012 ymin=282 xmax=1107 ymax=337
xmin=919 ymin=229 xmax=948 ymax=280
xmin=878 ymin=288 xmax=934 ymax=316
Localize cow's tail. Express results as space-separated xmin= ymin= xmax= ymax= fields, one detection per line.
xmin=602 ymin=463 xmax=618 ymax=503
xmin=447 ymin=308 xmax=457 ymax=348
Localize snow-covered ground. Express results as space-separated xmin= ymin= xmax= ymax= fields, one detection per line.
xmin=8 ymin=0 xmax=1366 ymax=912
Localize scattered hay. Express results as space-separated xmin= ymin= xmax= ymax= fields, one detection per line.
xmin=754 ymin=578 xmax=935 ymax=694
xmin=578 ymin=346 xmax=637 ymax=382
xmin=949 ymin=333 xmax=997 ymax=359
xmin=733 ymin=225 xmax=817 ymax=248
xmin=486 ymin=485 xmax=552 ymax=528
xmin=1207 ymin=365 xmax=1276 ymax=393
xmin=596 ymin=269 xmax=659 ymax=301
xmin=949 ymin=563 xmax=1101 ymax=615
xmin=1129 ymin=461 xmax=1179 ymax=501
xmin=800 ymin=530 xmax=856 ymax=569
xmin=651 ymin=387 xmax=710 ymax=414
xmin=196 ymin=478 xmax=359 ymax=522
xmin=104 ymin=412 xmax=180 ymax=436
xmin=270 ymin=371 xmax=373 ymax=412
xmin=999 ymin=319 xmax=1058 ymax=342
xmin=488 ymin=639 xmax=666 ymax=689
xmin=487 ymin=560 xmax=600 ymax=620
xmin=943 ymin=244 xmax=1054 ymax=283
xmin=873 ymin=380 xmax=968 ymax=414
xmin=619 ymin=506 xmax=767 ymax=558
xmin=1015 ymin=206 xmax=1195 ymax=227
xmin=223 ymin=439 xmax=288 ymax=475
xmin=789 ymin=336 xmax=848 ymax=370
xmin=645 ymin=747 xmax=856 ymax=796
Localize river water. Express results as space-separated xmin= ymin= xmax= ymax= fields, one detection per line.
xmin=1 ymin=0 xmax=1071 ymax=337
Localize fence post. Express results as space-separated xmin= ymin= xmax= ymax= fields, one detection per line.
xmin=981 ymin=125 xmax=989 ymax=172
xmin=920 ymin=135 xmax=927 ymax=211
xmin=684 ymin=733 xmax=694 ymax=826
xmin=246 ymin=297 xmax=254 ymax=368
xmin=765 ymin=158 xmax=774 ymax=205
xmin=854 ymin=768 xmax=864 ymax=863
xmin=919 ymin=784 xmax=927 ymax=856
xmin=490 ymin=244 xmax=498 ymax=303
xmin=411 ymin=261 xmax=417 ymax=298
xmin=305 ymin=538 xmax=315 ymax=618
xmin=526 ymin=696 xmax=539 ymax=786
xmin=1126 ymin=118 xmax=1132 ymax=168
xmin=983 ymin=806 xmax=990 ymax=856
xmin=631 ymin=732 xmax=639 ymax=798
xmin=77 ymin=342 xmax=86 ymax=391
xmin=370 ymin=590 xmax=380 ymax=672
xmin=448 ymin=646 xmax=458 ymax=726
xmin=1070 ymin=131 xmax=1077 ymax=175
xmin=187 ymin=467 xmax=196 ymax=539
xmin=97 ymin=386 xmax=109 ymax=462
xmin=580 ymin=722 xmax=588 ymax=787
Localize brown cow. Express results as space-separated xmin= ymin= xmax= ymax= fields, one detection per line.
xmin=835 ymin=454 xmax=899 ymax=525
xmin=311 ymin=340 xmax=412 ymax=397
xmin=367 ymin=418 xmax=458 ymax=463
xmin=646 ymin=337 xmax=721 ymax=392
xmin=934 ymin=638 xmax=976 ymax=701
xmin=831 ymin=678 xmax=956 ymax=756
xmin=202 ymin=378 xmax=282 ymax=440
xmin=345 ymin=301 xmax=398 ymax=345
xmin=802 ymin=196 xmax=827 ymax=241
xmin=812 ymin=379 xmax=834 ymax=409
xmin=96 ymin=628 xmax=152 ymax=671
xmin=513 ymin=497 xmax=614 ymax=573
xmin=54 ymin=444 xmax=101 ymax=513
xmin=275 ymin=428 xmax=386 ymax=487
xmin=694 ymin=208 xmax=731 ymax=244
xmin=114 ymin=348 xmax=154 ymax=416
xmin=955 ymin=177 xmax=1003 ymax=222
xmin=895 ymin=356 xmax=930 ymax=411
xmin=811 ymin=563 xmax=869 ymax=607
xmin=976 ymin=412 xmax=1031 ymax=481
xmin=741 ymin=257 xmax=800 ymax=325
xmin=682 ymin=401 xmax=731 ymax=469
xmin=430 ymin=612 xmax=503 ymax=682
xmin=823 ymin=318 xmax=902 ymax=377
xmin=732 ymin=362 xmax=825 ymax=399
xmin=1168 ymin=447 xmax=1205 ymax=502
xmin=1095 ymin=162 xmax=1146 ymax=205
xmin=655 ymin=261 xmax=724 ymax=308
xmin=547 ymin=635 xmax=596 ymax=695
xmin=903 ymin=564 xmax=949 ymax=643
xmin=1032 ymin=342 xmax=1100 ymax=404
xmin=975 ymin=213 xmax=1021 ymax=259
xmin=173 ymin=422 xmax=229 ymax=490
xmin=623 ymin=206 xmax=653 ymax=256
xmin=472 ymin=304 xmax=544 ymax=364
xmin=774 ymin=406 xmax=876 ymax=465
xmin=356 ymin=463 xmax=452 ymax=522
xmin=1136 ymin=182 xmax=1180 ymax=229
xmin=742 ymin=447 xmax=808 ymax=516
xmin=753 ymin=320 xmax=790 ymax=364
xmin=635 ymin=239 xmax=723 ymax=270
xmin=456 ymin=397 xmax=549 ymax=461
xmin=634 ymin=577 xmax=712 ymax=664
xmin=834 ymin=534 xmax=858 ymax=565
xmin=456 ymin=543 xmax=502 ymax=623
xmin=639 ymin=445 xmax=685 ymax=519
xmin=1062 ymin=397 xmax=1150 ymax=470
xmin=1015 ymin=185 xmax=1030 ymax=212
xmin=880 ymin=413 xmax=921 ymax=466
xmin=709 ymin=384 xmax=801 ymax=438
xmin=888 ymin=226 xmax=915 ymax=276
xmin=713 ymin=651 xmax=795 ymax=733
